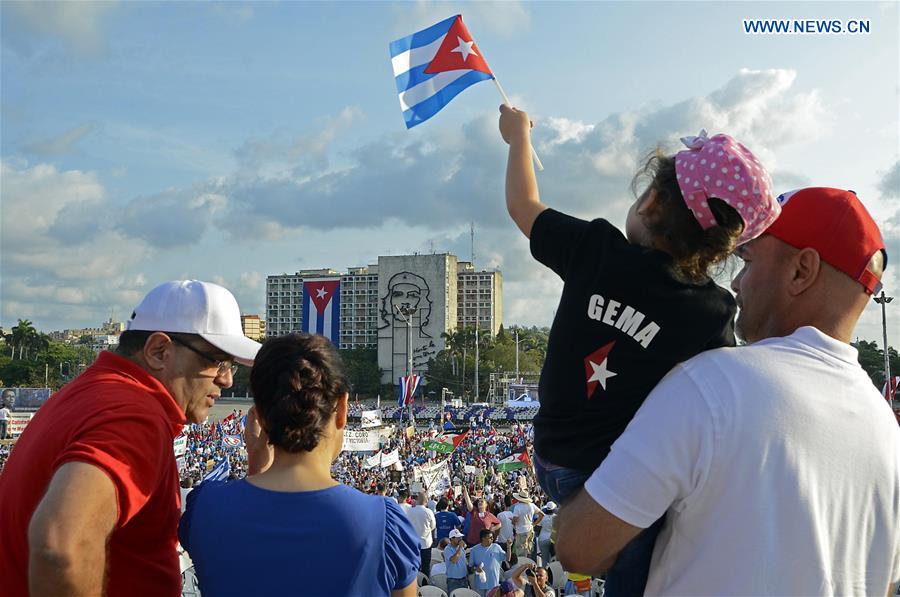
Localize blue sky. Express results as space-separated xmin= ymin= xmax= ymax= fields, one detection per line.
xmin=2 ymin=1 xmax=898 ymax=345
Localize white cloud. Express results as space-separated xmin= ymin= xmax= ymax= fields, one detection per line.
xmin=878 ymin=161 xmax=899 ymax=199
xmin=391 ymin=1 xmax=531 ymax=40
xmin=3 ymin=1 xmax=118 ymax=56
xmin=234 ymin=106 xmax=363 ymax=179
xmin=2 ymin=69 xmax=854 ymax=335
xmin=1 ymin=160 xmax=149 ymax=328
xmin=24 ymin=123 xmax=99 ymax=156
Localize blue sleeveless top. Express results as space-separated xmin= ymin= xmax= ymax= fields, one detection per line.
xmin=180 ymin=480 xmax=419 ymax=596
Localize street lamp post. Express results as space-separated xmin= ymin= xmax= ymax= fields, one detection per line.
xmin=874 ymin=290 xmax=894 ymax=406
xmin=394 ymin=305 xmax=416 ymax=430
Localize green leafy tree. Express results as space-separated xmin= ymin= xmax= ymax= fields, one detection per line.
xmin=339 ymin=348 xmax=382 ymax=398
xmin=426 ymin=324 xmax=549 ymax=400
xmin=853 ymin=340 xmax=900 ymax=390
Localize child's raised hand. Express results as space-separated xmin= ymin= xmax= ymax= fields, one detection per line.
xmin=499 ymin=104 xmax=533 ymax=145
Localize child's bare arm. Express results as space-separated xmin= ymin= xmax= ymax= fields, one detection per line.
xmin=499 ymin=104 xmax=547 ymax=238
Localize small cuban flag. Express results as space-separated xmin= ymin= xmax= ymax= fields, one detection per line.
xmin=398 ymin=373 xmax=422 ymax=407
xmin=390 ymin=15 xmax=494 ymax=129
xmin=202 ymin=456 xmax=231 ymax=483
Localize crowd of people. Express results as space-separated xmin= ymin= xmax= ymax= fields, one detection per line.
xmin=0 ymin=107 xmax=897 ymax=596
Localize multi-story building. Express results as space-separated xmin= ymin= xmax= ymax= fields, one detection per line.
xmin=240 ymin=315 xmax=266 ymax=340
xmin=266 ymin=269 xmax=338 ymax=338
xmin=265 ymin=254 xmax=503 ymax=384
xmin=457 ymin=261 xmax=502 ymax=336
xmin=339 ymin=266 xmax=380 ymax=349
xmin=48 ymin=317 xmax=126 ymax=344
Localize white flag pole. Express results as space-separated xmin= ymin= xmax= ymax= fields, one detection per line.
xmin=493 ymin=78 xmax=544 ymax=171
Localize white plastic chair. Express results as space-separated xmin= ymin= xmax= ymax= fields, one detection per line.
xmin=449 ymin=589 xmax=481 ymax=597
xmin=418 ymin=586 xmax=448 ymax=597
xmin=416 ymin=571 xmax=430 ymax=587
xmin=430 ymin=572 xmax=448 ymax=593
xmin=547 ymin=560 xmax=567 ymax=591
xmin=591 ymin=578 xmax=605 ymax=597
xmin=515 ymin=556 xmax=536 ymax=569
xmin=431 ymin=547 xmax=444 ymax=562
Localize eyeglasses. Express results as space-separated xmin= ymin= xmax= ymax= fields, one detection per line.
xmin=169 ymin=336 xmax=237 ymax=377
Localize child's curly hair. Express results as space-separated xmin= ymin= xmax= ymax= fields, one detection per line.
xmin=631 ymin=149 xmax=745 ymax=284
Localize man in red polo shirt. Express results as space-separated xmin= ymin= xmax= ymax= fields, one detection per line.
xmin=0 ymin=280 xmax=260 ymax=596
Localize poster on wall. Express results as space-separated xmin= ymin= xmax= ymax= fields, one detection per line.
xmin=1 ymin=388 xmax=52 ymax=413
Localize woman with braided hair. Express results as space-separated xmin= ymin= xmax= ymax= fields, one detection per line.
xmin=179 ymin=333 xmax=420 ymax=596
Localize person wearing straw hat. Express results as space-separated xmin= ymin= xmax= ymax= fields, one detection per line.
xmin=511 ymin=491 xmax=543 ymax=559
xmin=0 ymin=280 xmax=261 ymax=596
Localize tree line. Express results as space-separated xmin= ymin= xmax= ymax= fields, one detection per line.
xmin=2 ymin=319 xmax=897 ymax=402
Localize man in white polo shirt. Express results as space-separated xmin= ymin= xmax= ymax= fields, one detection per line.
xmin=556 ymin=188 xmax=900 ymax=594
xmin=406 ymin=492 xmax=437 ymax=574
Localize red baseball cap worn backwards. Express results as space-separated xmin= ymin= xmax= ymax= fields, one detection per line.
xmin=765 ymin=187 xmax=887 ymax=294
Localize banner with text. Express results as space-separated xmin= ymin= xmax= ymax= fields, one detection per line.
xmin=342 ymin=430 xmax=381 ymax=452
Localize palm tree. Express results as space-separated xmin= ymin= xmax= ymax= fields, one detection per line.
xmin=11 ymin=319 xmax=37 ymax=360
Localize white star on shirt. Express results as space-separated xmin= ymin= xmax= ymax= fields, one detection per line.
xmin=451 ymin=36 xmax=478 ymax=62
xmin=316 ymin=287 xmax=327 ymax=299
xmin=587 ymin=357 xmax=617 ymax=390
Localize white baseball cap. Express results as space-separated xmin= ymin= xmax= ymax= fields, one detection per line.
xmin=449 ymin=529 xmax=464 ymax=539
xmin=127 ymin=280 xmax=261 ymax=366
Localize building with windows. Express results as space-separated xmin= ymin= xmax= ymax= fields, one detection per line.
xmin=457 ymin=261 xmax=502 ymax=336
xmin=265 ymin=253 xmax=503 ymax=384
xmin=240 ymin=315 xmax=266 ymax=340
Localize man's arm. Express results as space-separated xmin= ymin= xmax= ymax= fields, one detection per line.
xmin=554 ymin=488 xmax=642 ymax=576
xmin=391 ymin=579 xmax=417 ymax=597
xmin=510 ymin=563 xmax=530 ymax=587
xmin=499 ymin=104 xmax=547 ymax=239
xmin=28 ymin=462 xmax=118 ymax=597
xmin=449 ymin=544 xmax=464 ymax=563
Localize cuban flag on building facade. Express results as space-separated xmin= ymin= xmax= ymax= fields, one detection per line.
xmin=390 ymin=15 xmax=494 ymax=129
xmin=302 ymin=278 xmax=341 ymax=345
xmin=398 ymin=374 xmax=422 ymax=407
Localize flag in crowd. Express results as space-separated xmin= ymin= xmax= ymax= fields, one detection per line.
xmin=361 ymin=409 xmax=383 ymax=428
xmin=203 ymin=457 xmax=231 ymax=483
xmin=222 ymin=435 xmax=242 ymax=448
xmin=423 ymin=430 xmax=469 ymax=454
xmin=413 ymin=458 xmax=452 ymax=497
xmin=389 ymin=14 xmax=494 ymax=129
xmin=496 ymin=449 xmax=531 ymax=472
xmin=398 ymin=373 xmax=421 ymax=407
xmin=301 ymin=278 xmax=341 ymax=345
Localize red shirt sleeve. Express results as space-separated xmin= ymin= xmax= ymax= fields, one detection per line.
xmin=54 ymin=403 xmax=173 ymax=527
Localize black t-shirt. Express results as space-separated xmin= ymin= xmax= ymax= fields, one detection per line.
xmin=530 ymin=208 xmax=736 ymax=472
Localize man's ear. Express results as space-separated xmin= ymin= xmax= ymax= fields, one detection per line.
xmin=786 ymin=247 xmax=821 ymax=297
xmin=142 ymin=332 xmax=173 ymax=373
xmin=335 ymin=393 xmax=349 ymax=430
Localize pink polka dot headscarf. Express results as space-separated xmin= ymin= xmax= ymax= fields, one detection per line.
xmin=674 ymin=129 xmax=780 ymax=245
